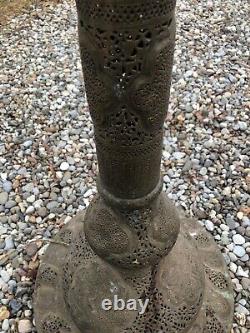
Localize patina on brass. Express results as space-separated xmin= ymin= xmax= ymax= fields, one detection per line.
xmin=34 ymin=1 xmax=234 ymax=332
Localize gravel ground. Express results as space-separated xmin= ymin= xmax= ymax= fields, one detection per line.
xmin=0 ymin=0 xmax=249 ymax=332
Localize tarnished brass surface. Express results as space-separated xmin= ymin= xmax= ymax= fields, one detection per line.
xmin=34 ymin=1 xmax=234 ymax=332
xmin=34 ymin=210 xmax=234 ymax=332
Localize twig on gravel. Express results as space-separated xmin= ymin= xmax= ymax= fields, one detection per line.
xmin=27 ymin=238 xmax=69 ymax=247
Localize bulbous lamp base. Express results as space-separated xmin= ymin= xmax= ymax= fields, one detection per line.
xmin=34 ymin=195 xmax=234 ymax=333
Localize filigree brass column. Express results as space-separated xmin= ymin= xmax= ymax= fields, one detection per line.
xmin=34 ymin=1 xmax=234 ymax=332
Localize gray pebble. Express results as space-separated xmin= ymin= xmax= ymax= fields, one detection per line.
xmin=233 ymin=246 xmax=246 ymax=258
xmin=0 ymin=271 xmax=10 ymax=283
xmin=2 ymin=181 xmax=12 ymax=193
xmin=23 ymin=140 xmax=33 ymax=148
xmin=37 ymin=207 xmax=48 ymax=217
xmin=4 ymin=237 xmax=14 ymax=250
xmin=5 ymin=200 xmax=16 ymax=209
xmin=0 ymin=192 xmax=8 ymax=205
xmin=241 ymin=277 xmax=250 ymax=291
xmin=235 ymin=304 xmax=249 ymax=315
xmin=46 ymin=201 xmax=59 ymax=211
xmin=0 ymin=226 xmax=7 ymax=236
xmin=205 ymin=220 xmax=214 ymax=232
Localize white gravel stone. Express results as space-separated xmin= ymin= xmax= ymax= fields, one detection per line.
xmin=2 ymin=319 xmax=9 ymax=331
xmin=237 ymin=212 xmax=244 ymax=220
xmin=4 ymin=237 xmax=14 ymax=250
xmin=233 ymin=234 xmax=246 ymax=245
xmin=83 ymin=189 xmax=93 ymax=198
xmin=233 ymin=246 xmax=246 ymax=258
xmin=0 ymin=271 xmax=10 ymax=283
xmin=229 ymin=262 xmax=237 ymax=274
xmin=26 ymin=206 xmax=35 ymax=215
xmin=236 ymin=267 xmax=249 ymax=278
xmin=18 ymin=319 xmax=32 ymax=333
xmin=172 ymin=152 xmax=186 ymax=160
xmin=205 ymin=220 xmax=214 ymax=232
xmin=26 ymin=195 xmax=36 ymax=203
xmin=60 ymin=162 xmax=70 ymax=171
xmin=200 ymin=167 xmax=207 ymax=176
xmin=0 ymin=226 xmax=7 ymax=236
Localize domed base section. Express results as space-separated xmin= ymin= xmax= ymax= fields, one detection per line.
xmin=34 ymin=211 xmax=234 ymax=333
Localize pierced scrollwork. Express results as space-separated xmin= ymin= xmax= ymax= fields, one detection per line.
xmin=42 ymin=314 xmax=71 ymax=333
xmin=78 ymin=2 xmax=175 ymax=198
xmin=203 ymin=307 xmax=226 ymax=333
xmin=37 ymin=264 xmax=58 ymax=286
xmin=77 ymin=0 xmax=176 ymax=27
xmin=84 ymin=193 xmax=180 ymax=268
xmin=205 ymin=267 xmax=229 ymax=290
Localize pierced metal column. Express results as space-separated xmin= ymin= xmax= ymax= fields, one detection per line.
xmin=34 ymin=1 xmax=234 ymax=332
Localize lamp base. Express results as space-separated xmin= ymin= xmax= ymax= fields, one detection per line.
xmin=34 ymin=209 xmax=234 ymax=333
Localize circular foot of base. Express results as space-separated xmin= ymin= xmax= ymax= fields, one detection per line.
xmin=34 ymin=210 xmax=233 ymax=333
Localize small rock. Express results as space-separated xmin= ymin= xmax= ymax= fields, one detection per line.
xmin=2 ymin=318 xmax=10 ymax=330
xmin=226 ymin=217 xmax=236 ymax=230
xmin=237 ymin=211 xmax=244 ymax=220
xmin=4 ymin=236 xmax=14 ymax=250
xmin=163 ymin=175 xmax=170 ymax=183
xmin=240 ymin=254 xmax=249 ymax=262
xmin=238 ymin=121 xmax=247 ymax=131
xmin=0 ymin=192 xmax=8 ymax=205
xmin=220 ymin=234 xmax=230 ymax=245
xmin=26 ymin=242 xmax=38 ymax=257
xmin=26 ymin=195 xmax=36 ymax=203
xmin=26 ymin=206 xmax=35 ymax=214
xmin=233 ymin=246 xmax=246 ymax=258
xmin=233 ymin=234 xmax=245 ymax=245
xmin=37 ymin=207 xmax=48 ymax=217
xmin=236 ymin=266 xmax=249 ymax=278
xmin=60 ymin=162 xmax=70 ymax=171
xmin=223 ymin=187 xmax=231 ymax=196
xmin=235 ymin=304 xmax=249 ymax=315
xmin=2 ymin=180 xmax=12 ymax=193
xmin=0 ymin=226 xmax=7 ymax=235
xmin=23 ymin=140 xmax=33 ymax=148
xmin=229 ymin=262 xmax=237 ymax=274
xmin=220 ymin=224 xmax=229 ymax=232
xmin=200 ymin=167 xmax=207 ymax=176
xmin=84 ymin=189 xmax=93 ymax=198
xmin=46 ymin=201 xmax=59 ymax=211
xmin=182 ymin=159 xmax=193 ymax=172
xmin=0 ymin=306 xmax=10 ymax=321
xmin=18 ymin=319 xmax=32 ymax=333
xmin=207 ymin=1 xmax=213 ymax=9
xmin=0 ymin=270 xmax=10 ymax=283
xmin=172 ymin=152 xmax=186 ymax=160
xmin=235 ymin=313 xmax=246 ymax=326
xmin=205 ymin=220 xmax=214 ymax=232
xmin=56 ymin=171 xmax=63 ymax=179
xmin=241 ymin=277 xmax=250 ymax=291
xmin=5 ymin=200 xmax=16 ymax=209
xmin=9 ymin=299 xmax=23 ymax=314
